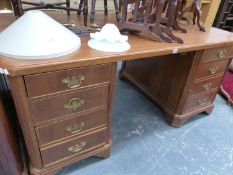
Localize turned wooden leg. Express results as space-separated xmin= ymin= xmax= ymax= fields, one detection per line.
xmin=15 ymin=0 xmax=24 ymax=16
xmin=162 ymin=0 xmax=184 ymax=44
xmin=77 ymin=0 xmax=84 ymax=15
xmin=104 ymin=0 xmax=108 ymax=15
xmin=172 ymin=0 xmax=187 ymax=33
xmin=90 ymin=0 xmax=96 ymax=23
xmin=119 ymin=0 xmax=122 ymax=13
xmin=194 ymin=0 xmax=205 ymax=32
xmin=151 ymin=0 xmax=172 ymax=43
xmin=113 ymin=0 xmax=120 ymax=21
xmin=83 ymin=0 xmax=88 ymax=26
xmin=66 ymin=0 xmax=70 ymax=16
xmin=195 ymin=7 xmax=205 ymax=32
xmin=193 ymin=11 xmax=196 ymax=25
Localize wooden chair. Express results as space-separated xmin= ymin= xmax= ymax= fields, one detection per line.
xmin=77 ymin=0 xmax=120 ymax=24
xmin=214 ymin=0 xmax=233 ymax=31
xmin=181 ymin=0 xmax=205 ymax=32
xmin=11 ymin=0 xmax=74 ymax=16
xmin=160 ymin=0 xmax=184 ymax=43
xmin=10 ymin=0 xmax=91 ymax=26
xmin=117 ymin=0 xmax=185 ymax=43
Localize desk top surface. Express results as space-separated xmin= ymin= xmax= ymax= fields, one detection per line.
xmin=1 ymin=12 xmax=233 ymax=76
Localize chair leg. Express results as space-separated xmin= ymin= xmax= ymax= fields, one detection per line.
xmin=104 ymin=0 xmax=108 ymax=15
xmin=119 ymin=0 xmax=122 ymax=13
xmin=15 ymin=0 xmax=24 ymax=16
xmin=90 ymin=0 xmax=96 ymax=23
xmin=83 ymin=0 xmax=88 ymax=26
xmin=77 ymin=0 xmax=84 ymax=15
xmin=194 ymin=1 xmax=205 ymax=32
xmin=66 ymin=0 xmax=70 ymax=16
xmin=113 ymin=0 xmax=120 ymax=22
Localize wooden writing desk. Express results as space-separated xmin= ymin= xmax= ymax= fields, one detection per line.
xmin=1 ymin=12 xmax=233 ymax=175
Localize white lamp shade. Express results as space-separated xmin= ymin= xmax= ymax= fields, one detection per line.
xmin=0 ymin=10 xmax=81 ymax=59
xmin=88 ymin=23 xmax=130 ymax=52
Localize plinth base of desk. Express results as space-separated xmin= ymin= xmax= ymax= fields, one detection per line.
xmin=120 ymin=69 xmax=214 ymax=127
xmin=165 ymin=105 xmax=214 ymax=127
xmin=120 ymin=70 xmax=214 ymax=127
xmin=119 ymin=53 xmax=218 ymax=127
xmin=29 ymin=144 xmax=111 ymax=175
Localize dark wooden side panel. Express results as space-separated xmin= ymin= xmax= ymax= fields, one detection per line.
xmin=8 ymin=76 xmax=43 ymax=169
xmin=0 ymin=74 xmax=25 ymax=175
xmin=122 ymin=53 xmax=195 ymax=111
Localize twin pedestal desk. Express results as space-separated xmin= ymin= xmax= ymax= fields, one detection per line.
xmin=1 ymin=15 xmax=233 ymax=175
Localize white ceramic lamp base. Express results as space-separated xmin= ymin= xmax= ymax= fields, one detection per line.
xmin=88 ymin=23 xmax=130 ymax=52
xmin=88 ymin=39 xmax=130 ymax=52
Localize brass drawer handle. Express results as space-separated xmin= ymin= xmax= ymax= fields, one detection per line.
xmin=66 ymin=122 xmax=85 ymax=134
xmin=203 ymin=83 xmax=212 ymax=91
xmin=197 ymin=97 xmax=208 ymax=105
xmin=209 ymin=66 xmax=218 ymax=75
xmin=68 ymin=142 xmax=86 ymax=153
xmin=64 ymin=98 xmax=84 ymax=111
xmin=62 ymin=75 xmax=85 ymax=88
xmin=217 ymin=49 xmax=228 ymax=58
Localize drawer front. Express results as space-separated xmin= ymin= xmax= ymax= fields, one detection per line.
xmin=30 ymin=85 xmax=109 ymax=124
xmin=24 ymin=64 xmax=112 ymax=98
xmin=185 ymin=91 xmax=217 ymax=111
xmin=189 ymin=76 xmax=223 ymax=96
xmin=203 ymin=47 xmax=233 ymax=62
xmin=196 ymin=59 xmax=229 ymax=79
xmin=36 ymin=109 xmax=108 ymax=146
xmin=41 ymin=129 xmax=107 ymax=165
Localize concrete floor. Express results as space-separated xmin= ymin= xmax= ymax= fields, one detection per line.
xmin=59 ymin=63 xmax=233 ymax=175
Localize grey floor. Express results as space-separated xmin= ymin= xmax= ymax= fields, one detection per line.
xmin=60 ymin=63 xmax=233 ymax=175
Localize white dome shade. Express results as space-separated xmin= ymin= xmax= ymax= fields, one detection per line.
xmin=0 ymin=10 xmax=81 ymax=59
xmin=88 ymin=23 xmax=130 ymax=52
xmin=90 ymin=23 xmax=128 ymax=43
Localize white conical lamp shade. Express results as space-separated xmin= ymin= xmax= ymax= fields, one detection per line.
xmin=0 ymin=10 xmax=81 ymax=59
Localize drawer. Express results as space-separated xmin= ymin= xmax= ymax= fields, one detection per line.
xmin=185 ymin=91 xmax=217 ymax=111
xmin=41 ymin=129 xmax=107 ymax=165
xmin=24 ymin=64 xmax=112 ymax=98
xmin=36 ymin=109 xmax=108 ymax=146
xmin=203 ymin=46 xmax=233 ymax=62
xmin=30 ymin=85 xmax=109 ymax=124
xmin=195 ymin=59 xmax=229 ymax=79
xmin=189 ymin=76 xmax=223 ymax=96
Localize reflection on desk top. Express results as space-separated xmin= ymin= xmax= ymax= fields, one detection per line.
xmin=1 ymin=12 xmax=233 ymax=76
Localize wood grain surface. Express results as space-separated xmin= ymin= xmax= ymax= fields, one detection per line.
xmin=1 ymin=12 xmax=233 ymax=76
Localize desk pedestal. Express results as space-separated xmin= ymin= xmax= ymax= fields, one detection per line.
xmin=120 ymin=48 xmax=232 ymax=127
